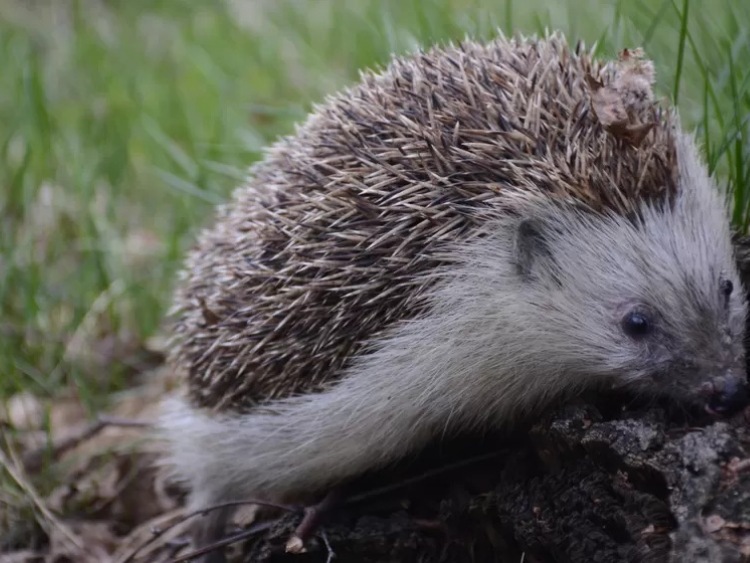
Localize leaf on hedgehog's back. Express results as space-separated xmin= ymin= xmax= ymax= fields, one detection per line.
xmin=587 ymin=47 xmax=658 ymax=147
xmin=587 ymin=74 xmax=629 ymax=128
xmin=615 ymin=47 xmax=656 ymax=113
xmin=613 ymin=122 xmax=656 ymax=147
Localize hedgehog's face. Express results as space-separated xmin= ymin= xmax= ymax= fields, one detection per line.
xmin=514 ymin=193 xmax=748 ymax=417
xmin=604 ymin=264 xmax=748 ymax=417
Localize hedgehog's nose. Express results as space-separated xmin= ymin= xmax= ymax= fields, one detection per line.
xmin=704 ymin=376 xmax=749 ymax=416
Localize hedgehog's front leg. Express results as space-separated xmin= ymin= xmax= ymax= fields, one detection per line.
xmin=164 ymin=366 xmax=437 ymax=554
xmin=161 ymin=295 xmax=511 ymax=560
xmin=162 ymin=373 xmax=438 ymax=559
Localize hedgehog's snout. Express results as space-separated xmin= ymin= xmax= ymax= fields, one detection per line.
xmin=702 ymin=375 xmax=749 ymax=416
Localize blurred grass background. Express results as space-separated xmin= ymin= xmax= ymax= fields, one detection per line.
xmin=0 ymin=0 xmax=748 ymax=413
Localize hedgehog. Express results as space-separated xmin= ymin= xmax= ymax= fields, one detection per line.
xmin=159 ymin=32 xmax=749 ymax=560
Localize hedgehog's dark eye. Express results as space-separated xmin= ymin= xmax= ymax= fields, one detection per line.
xmin=621 ymin=310 xmax=652 ymax=339
xmin=720 ymin=279 xmax=734 ymax=299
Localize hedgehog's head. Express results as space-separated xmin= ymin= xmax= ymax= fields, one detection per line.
xmin=512 ymin=133 xmax=748 ymax=417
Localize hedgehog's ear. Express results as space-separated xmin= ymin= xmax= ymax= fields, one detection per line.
xmin=514 ymin=217 xmax=553 ymax=280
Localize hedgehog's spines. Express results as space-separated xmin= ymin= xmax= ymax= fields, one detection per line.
xmin=170 ymin=33 xmax=677 ymax=412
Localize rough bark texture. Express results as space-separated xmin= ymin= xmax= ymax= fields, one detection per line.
xmin=225 ymin=241 xmax=750 ymax=563
xmin=234 ymin=405 xmax=748 ymax=563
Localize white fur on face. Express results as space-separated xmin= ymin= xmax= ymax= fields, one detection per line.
xmin=497 ymin=132 xmax=746 ymax=392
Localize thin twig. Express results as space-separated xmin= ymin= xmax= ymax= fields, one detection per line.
xmin=286 ymin=489 xmax=342 ymax=553
xmin=321 ymin=529 xmax=336 ymax=563
xmin=114 ymin=508 xmax=185 ymax=563
xmin=22 ymin=415 xmax=152 ymax=473
xmin=120 ymin=499 xmax=300 ymax=563
xmin=167 ymin=521 xmax=276 ymax=563
xmin=0 ymin=430 xmax=86 ymax=553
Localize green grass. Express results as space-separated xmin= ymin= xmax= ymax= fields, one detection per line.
xmin=0 ymin=0 xmax=748 ymax=408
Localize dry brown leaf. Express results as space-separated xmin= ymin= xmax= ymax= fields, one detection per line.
xmin=606 ymin=122 xmax=655 ymax=147
xmin=28 ymin=365 xmax=172 ymax=474
xmin=615 ymin=47 xmax=656 ymax=114
xmin=111 ymin=507 xmax=191 ymax=563
xmin=2 ymin=366 xmax=185 ymax=562
xmin=587 ymin=46 xmax=657 ymax=147
xmin=107 ymin=454 xmax=177 ymax=528
xmin=42 ymin=449 xmax=181 ymax=561
xmin=48 ymin=521 xmax=115 ymax=562
xmin=586 ymin=74 xmax=629 ymax=129
xmin=233 ymin=503 xmax=260 ymax=529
